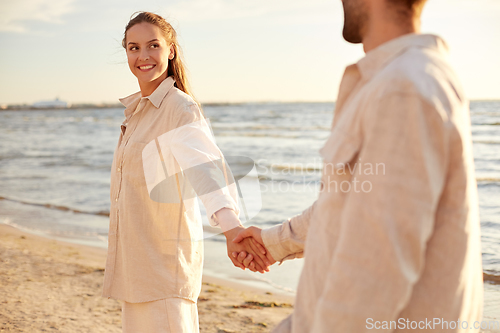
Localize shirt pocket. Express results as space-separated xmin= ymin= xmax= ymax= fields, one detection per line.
xmin=320 ymin=128 xmax=361 ymax=165
xmin=123 ymin=141 xmax=148 ymax=187
xmin=319 ymin=130 xmax=362 ymax=194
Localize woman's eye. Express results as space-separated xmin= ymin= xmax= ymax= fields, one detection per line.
xmin=150 ymin=44 xmax=159 ymax=49
xmin=129 ymin=46 xmax=138 ymax=51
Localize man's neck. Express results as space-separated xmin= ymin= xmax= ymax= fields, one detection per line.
xmin=362 ymin=16 xmax=421 ymax=53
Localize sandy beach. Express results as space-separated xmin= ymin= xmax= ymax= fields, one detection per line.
xmin=0 ymin=224 xmax=294 ymax=332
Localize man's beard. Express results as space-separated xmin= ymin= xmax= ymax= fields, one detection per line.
xmin=342 ymin=0 xmax=368 ymax=44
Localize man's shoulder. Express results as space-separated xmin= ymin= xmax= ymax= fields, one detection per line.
xmin=375 ymin=46 xmax=466 ymax=109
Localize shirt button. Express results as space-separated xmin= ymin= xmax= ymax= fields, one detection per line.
xmin=115 ymin=198 xmax=118 ymax=202
xmin=117 ymin=167 xmax=121 ymax=172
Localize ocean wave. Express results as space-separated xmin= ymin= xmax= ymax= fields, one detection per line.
xmin=213 ymin=124 xmax=331 ymax=131
xmin=265 ymin=163 xmax=322 ymax=172
xmin=477 ymin=182 xmax=500 ymax=189
xmin=481 ymin=221 xmax=500 ymax=229
xmin=473 ymin=140 xmax=500 ymax=145
xmin=0 ymin=196 xmax=109 ymax=217
xmin=213 ymin=123 xmax=276 ymax=130
xmin=483 ymin=271 xmax=500 ymax=285
xmin=1 ymin=220 xmax=109 ymax=247
xmin=243 ymin=272 xmax=297 ymax=295
xmin=0 ymin=150 xmax=22 ymax=158
xmin=472 ymin=122 xmax=500 ymax=126
xmin=216 ymin=132 xmax=303 ymax=139
xmin=255 ymin=162 xmax=322 ymax=176
xmin=477 ymin=178 xmax=500 ymax=182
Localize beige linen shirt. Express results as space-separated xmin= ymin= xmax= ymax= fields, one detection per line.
xmin=102 ymin=77 xmax=240 ymax=303
xmin=262 ymin=34 xmax=483 ymax=332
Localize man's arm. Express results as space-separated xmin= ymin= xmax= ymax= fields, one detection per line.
xmin=233 ymin=201 xmax=317 ymax=265
xmin=310 ymin=92 xmax=450 ymax=332
xmin=262 ymin=201 xmax=316 ymax=263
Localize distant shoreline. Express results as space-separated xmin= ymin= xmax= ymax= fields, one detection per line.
xmin=1 ymin=100 xmax=498 ymax=111
xmin=0 ymin=104 xmax=124 ymax=111
xmin=0 ymin=101 xmax=339 ymax=111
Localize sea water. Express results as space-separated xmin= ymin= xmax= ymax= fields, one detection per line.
xmin=0 ymin=101 xmax=499 ymax=318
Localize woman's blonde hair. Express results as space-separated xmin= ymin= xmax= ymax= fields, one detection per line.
xmin=122 ymin=12 xmax=197 ymax=103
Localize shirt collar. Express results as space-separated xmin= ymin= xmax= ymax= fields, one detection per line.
xmin=119 ymin=76 xmax=176 ymax=117
xmin=356 ymin=33 xmax=449 ymax=81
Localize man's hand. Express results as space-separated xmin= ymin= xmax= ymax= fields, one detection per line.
xmin=232 ymin=226 xmax=276 ymax=268
xmin=224 ymin=226 xmax=271 ymax=273
xmin=216 ymin=208 xmax=271 ymax=273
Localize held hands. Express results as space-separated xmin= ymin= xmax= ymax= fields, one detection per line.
xmin=216 ymin=208 xmax=276 ymax=273
xmin=223 ymin=226 xmax=271 ymax=273
xmin=231 ymin=226 xmax=276 ymax=272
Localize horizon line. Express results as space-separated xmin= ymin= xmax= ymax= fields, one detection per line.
xmin=3 ymin=98 xmax=500 ymax=110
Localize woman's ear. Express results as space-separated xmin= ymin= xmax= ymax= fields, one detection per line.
xmin=169 ymin=44 xmax=175 ymax=60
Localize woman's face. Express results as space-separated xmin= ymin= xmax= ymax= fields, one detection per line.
xmin=125 ymin=22 xmax=174 ymax=91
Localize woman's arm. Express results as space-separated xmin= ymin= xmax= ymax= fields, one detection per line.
xmin=168 ymin=102 xmax=271 ymax=272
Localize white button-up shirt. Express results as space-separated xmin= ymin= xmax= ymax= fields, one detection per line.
xmin=102 ymin=77 xmax=240 ymax=303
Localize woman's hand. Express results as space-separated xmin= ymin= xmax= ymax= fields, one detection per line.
xmin=232 ymin=226 xmax=276 ymax=268
xmin=223 ymin=226 xmax=271 ymax=273
xmin=215 ymin=208 xmax=271 ymax=273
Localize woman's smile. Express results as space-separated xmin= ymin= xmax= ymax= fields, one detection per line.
xmin=137 ymin=64 xmax=156 ymax=71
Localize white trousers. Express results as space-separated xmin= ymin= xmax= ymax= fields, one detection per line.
xmin=122 ymin=298 xmax=199 ymax=333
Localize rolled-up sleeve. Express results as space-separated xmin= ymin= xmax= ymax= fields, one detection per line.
xmin=170 ymin=104 xmax=240 ymax=230
xmin=261 ymin=201 xmax=316 ymax=263
xmin=310 ymin=93 xmax=450 ymax=332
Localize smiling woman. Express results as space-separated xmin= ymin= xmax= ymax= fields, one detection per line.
xmin=103 ymin=11 xmax=270 ymax=333
xmin=121 ymin=12 xmax=195 ymax=100
xmin=124 ymin=23 xmax=173 ymax=96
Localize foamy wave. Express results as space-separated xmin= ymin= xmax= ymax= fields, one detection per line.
xmin=268 ymin=163 xmax=322 ymax=172
xmin=216 ymin=132 xmax=303 ymax=139
xmin=484 ymin=272 xmax=500 ymax=285
xmin=255 ymin=161 xmax=322 ymax=173
xmin=473 ymin=140 xmax=500 ymax=145
xmin=477 ymin=177 xmax=500 ymax=182
xmin=0 ymin=196 xmax=109 ymax=217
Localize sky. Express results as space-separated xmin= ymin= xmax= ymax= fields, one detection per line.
xmin=0 ymin=0 xmax=499 ymax=105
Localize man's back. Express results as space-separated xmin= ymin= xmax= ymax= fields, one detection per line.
xmin=292 ymin=34 xmax=483 ymax=332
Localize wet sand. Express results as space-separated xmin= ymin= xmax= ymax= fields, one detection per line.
xmin=0 ymin=224 xmax=293 ymax=332
xmin=2 ymin=223 xmax=499 ymax=333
